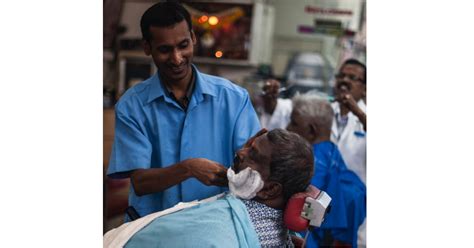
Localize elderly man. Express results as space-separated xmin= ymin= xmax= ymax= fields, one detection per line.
xmin=287 ymin=94 xmax=366 ymax=248
xmin=104 ymin=129 xmax=314 ymax=248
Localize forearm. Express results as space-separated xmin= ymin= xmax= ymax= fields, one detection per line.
xmin=353 ymin=108 xmax=367 ymax=131
xmin=130 ymin=161 xmax=191 ymax=196
xmin=342 ymin=100 xmax=367 ymax=131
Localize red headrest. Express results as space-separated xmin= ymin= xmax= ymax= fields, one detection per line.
xmin=283 ymin=185 xmax=320 ymax=232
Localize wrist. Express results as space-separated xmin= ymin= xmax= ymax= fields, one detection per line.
xmin=179 ymin=159 xmax=193 ymax=179
xmin=353 ymin=107 xmax=365 ymax=118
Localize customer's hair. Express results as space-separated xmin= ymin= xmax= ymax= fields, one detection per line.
xmin=140 ymin=1 xmax=193 ymax=41
xmin=266 ymin=129 xmax=314 ymax=200
xmin=342 ymin=58 xmax=366 ymax=84
xmin=292 ymin=94 xmax=334 ymax=134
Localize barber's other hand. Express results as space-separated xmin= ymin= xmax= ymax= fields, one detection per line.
xmin=183 ymin=158 xmax=229 ymax=187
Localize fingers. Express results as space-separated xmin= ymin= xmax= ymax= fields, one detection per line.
xmin=207 ymin=162 xmax=230 ymax=186
xmin=202 ymin=167 xmax=228 ymax=186
xmin=262 ymin=79 xmax=280 ymax=96
xmin=215 ymin=164 xmax=229 ymax=186
xmin=211 ymin=172 xmax=229 ymax=187
xmin=263 ymin=79 xmax=280 ymax=90
xmin=336 ymin=93 xmax=351 ymax=102
xmin=335 ymin=93 xmax=349 ymax=104
xmin=339 ymin=94 xmax=360 ymax=113
xmin=189 ymin=159 xmax=229 ymax=186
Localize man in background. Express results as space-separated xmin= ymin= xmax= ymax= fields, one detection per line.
xmin=331 ymin=59 xmax=366 ymax=184
xmin=258 ymin=79 xmax=292 ymax=130
xmin=331 ymin=59 xmax=367 ymax=247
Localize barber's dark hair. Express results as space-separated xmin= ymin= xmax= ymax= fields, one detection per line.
xmin=140 ymin=1 xmax=193 ymax=41
xmin=266 ymin=129 xmax=314 ymax=201
xmin=342 ymin=58 xmax=366 ymax=84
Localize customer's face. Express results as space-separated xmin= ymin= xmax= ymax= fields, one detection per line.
xmin=233 ymin=133 xmax=272 ymax=180
xmin=334 ymin=64 xmax=366 ymax=102
xmin=144 ymin=20 xmax=196 ymax=84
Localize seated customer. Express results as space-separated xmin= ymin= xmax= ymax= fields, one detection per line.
xmin=287 ymin=94 xmax=366 ymax=248
xmin=104 ymin=129 xmax=314 ymax=248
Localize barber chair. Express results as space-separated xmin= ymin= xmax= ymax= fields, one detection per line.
xmin=284 ymin=185 xmax=333 ymax=248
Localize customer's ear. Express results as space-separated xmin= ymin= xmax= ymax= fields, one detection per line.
xmin=256 ymin=181 xmax=282 ymax=200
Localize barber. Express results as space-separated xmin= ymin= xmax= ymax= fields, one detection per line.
xmin=107 ymin=2 xmax=260 ymax=220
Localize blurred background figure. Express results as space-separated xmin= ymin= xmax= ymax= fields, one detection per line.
xmin=331 ymin=58 xmax=367 ymax=248
xmin=331 ymin=59 xmax=366 ymax=183
xmin=258 ymin=79 xmax=292 ymax=130
xmin=287 ymin=94 xmax=366 ymax=248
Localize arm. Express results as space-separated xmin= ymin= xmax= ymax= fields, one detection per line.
xmin=109 ymin=107 xmax=228 ymax=196
xmin=351 ymin=105 xmax=366 ymax=131
xmin=130 ymin=158 xmax=229 ymax=196
xmin=337 ymin=94 xmax=367 ymax=131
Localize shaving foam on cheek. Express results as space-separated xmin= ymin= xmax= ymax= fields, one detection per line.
xmin=227 ymin=167 xmax=264 ymax=200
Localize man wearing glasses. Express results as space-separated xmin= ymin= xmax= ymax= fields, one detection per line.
xmin=331 ymin=58 xmax=367 ymax=247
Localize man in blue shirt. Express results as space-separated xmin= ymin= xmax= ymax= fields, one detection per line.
xmin=287 ymin=94 xmax=366 ymax=248
xmin=107 ymin=2 xmax=260 ymax=219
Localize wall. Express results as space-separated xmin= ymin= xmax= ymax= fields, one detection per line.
xmin=269 ymin=0 xmax=364 ymax=76
xmin=117 ymin=0 xmax=271 ymax=87
xmin=119 ymin=1 xmax=151 ymax=39
xmin=114 ymin=0 xmax=364 ymax=85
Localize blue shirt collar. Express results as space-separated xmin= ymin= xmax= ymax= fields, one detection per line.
xmin=147 ymin=64 xmax=217 ymax=104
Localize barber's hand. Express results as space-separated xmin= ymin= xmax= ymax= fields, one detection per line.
xmin=184 ymin=158 xmax=229 ymax=187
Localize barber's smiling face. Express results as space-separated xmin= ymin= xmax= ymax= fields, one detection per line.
xmin=233 ymin=132 xmax=272 ymax=180
xmin=144 ymin=20 xmax=196 ymax=84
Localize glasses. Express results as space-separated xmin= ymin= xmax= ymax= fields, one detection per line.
xmin=335 ymin=73 xmax=364 ymax=83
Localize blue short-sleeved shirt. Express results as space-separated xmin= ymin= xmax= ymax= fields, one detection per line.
xmin=107 ymin=65 xmax=261 ymax=217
